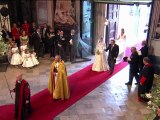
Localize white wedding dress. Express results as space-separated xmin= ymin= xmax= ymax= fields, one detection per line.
xmin=92 ymin=42 xmax=109 ymax=72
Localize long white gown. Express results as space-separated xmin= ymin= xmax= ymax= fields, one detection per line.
xmin=92 ymin=42 xmax=109 ymax=72
xmin=116 ymin=34 xmax=126 ymax=55
xmin=10 ymin=47 xmax=22 ymax=65
xmin=20 ymin=45 xmax=27 ymax=61
xmin=22 ymin=53 xmax=34 ymax=68
xmin=31 ymin=52 xmax=39 ymax=66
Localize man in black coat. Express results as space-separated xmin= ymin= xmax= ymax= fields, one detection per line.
xmin=69 ymin=29 xmax=76 ymax=62
xmin=29 ymin=22 xmax=37 ymax=47
xmin=57 ymin=30 xmax=67 ymax=61
xmin=41 ymin=23 xmax=50 ymax=53
xmin=55 ymin=30 xmax=61 ymax=55
xmin=125 ymin=47 xmax=139 ymax=85
xmin=31 ymin=27 xmax=43 ymax=58
xmin=138 ymin=57 xmax=154 ymax=102
xmin=138 ymin=40 xmax=148 ymax=73
xmin=48 ymin=28 xmax=56 ymax=57
xmin=105 ymin=40 xmax=119 ymax=74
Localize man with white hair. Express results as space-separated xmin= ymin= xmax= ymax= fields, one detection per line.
xmin=138 ymin=57 xmax=154 ymax=102
xmin=69 ymin=29 xmax=76 ymax=62
xmin=138 ymin=40 xmax=148 ymax=72
xmin=125 ymin=47 xmax=139 ymax=85
xmin=11 ymin=72 xmax=32 ymax=119
xmin=48 ymin=55 xmax=70 ymax=100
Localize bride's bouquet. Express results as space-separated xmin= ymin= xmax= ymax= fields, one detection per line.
xmin=95 ymin=49 xmax=100 ymax=55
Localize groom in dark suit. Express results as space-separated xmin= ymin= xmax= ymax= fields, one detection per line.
xmin=105 ymin=40 xmax=119 ymax=75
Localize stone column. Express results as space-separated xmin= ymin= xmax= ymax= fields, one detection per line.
xmin=75 ymin=0 xmax=80 ymax=39
xmin=47 ymin=0 xmax=54 ymax=27
xmin=93 ymin=3 xmax=107 ymax=51
xmin=147 ymin=1 xmax=160 ymax=73
xmin=36 ymin=0 xmax=54 ymax=27
xmin=148 ymin=0 xmax=160 ymax=55
xmin=148 ymin=0 xmax=160 ymax=41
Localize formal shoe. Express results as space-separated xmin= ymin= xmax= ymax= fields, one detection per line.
xmin=135 ymin=83 xmax=139 ymax=85
xmin=109 ymin=71 xmax=113 ymax=75
xmin=125 ymin=82 xmax=132 ymax=85
xmin=109 ymin=72 xmax=113 ymax=75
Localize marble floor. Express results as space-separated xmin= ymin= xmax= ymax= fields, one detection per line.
xmin=0 ymin=55 xmax=150 ymax=120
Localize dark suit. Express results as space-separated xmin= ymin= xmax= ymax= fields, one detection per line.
xmin=48 ymin=32 xmax=56 ymax=57
xmin=106 ymin=44 xmax=119 ymax=73
xmin=29 ymin=27 xmax=36 ymax=47
xmin=30 ymin=27 xmax=36 ymax=36
xmin=55 ymin=33 xmax=60 ymax=54
xmin=69 ymin=34 xmax=76 ymax=62
xmin=139 ymin=45 xmax=148 ymax=72
xmin=57 ymin=35 xmax=67 ymax=61
xmin=128 ymin=51 xmax=139 ymax=84
xmin=31 ymin=32 xmax=43 ymax=58
xmin=41 ymin=27 xmax=50 ymax=53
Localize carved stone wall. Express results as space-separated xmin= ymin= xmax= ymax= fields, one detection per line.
xmin=36 ymin=0 xmax=54 ymax=27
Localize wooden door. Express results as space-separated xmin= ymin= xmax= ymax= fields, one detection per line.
xmin=106 ymin=4 xmax=119 ymax=46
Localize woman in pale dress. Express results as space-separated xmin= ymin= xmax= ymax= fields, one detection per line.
xmin=92 ymin=37 xmax=109 ymax=72
xmin=22 ymin=49 xmax=34 ymax=68
xmin=10 ymin=43 xmax=22 ymax=66
xmin=30 ymin=49 xmax=39 ymax=66
xmin=117 ymin=28 xmax=126 ymax=58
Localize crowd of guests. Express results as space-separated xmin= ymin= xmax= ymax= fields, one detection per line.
xmin=1 ymin=20 xmax=77 ymax=68
xmin=123 ymin=40 xmax=155 ymax=103
xmin=92 ymin=37 xmax=154 ymax=104
xmin=1 ymin=20 xmax=157 ymax=119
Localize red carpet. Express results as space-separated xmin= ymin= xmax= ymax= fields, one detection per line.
xmin=0 ymin=62 xmax=128 ymax=120
xmin=0 ymin=42 xmax=143 ymax=120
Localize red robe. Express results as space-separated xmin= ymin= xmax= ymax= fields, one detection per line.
xmin=14 ymin=79 xmax=31 ymax=120
xmin=21 ymin=23 xmax=30 ymax=36
xmin=11 ymin=27 xmax=20 ymax=40
xmin=138 ymin=63 xmax=154 ymax=98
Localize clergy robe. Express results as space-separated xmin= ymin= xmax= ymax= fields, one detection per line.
xmin=14 ymin=79 xmax=32 ymax=120
xmin=138 ymin=63 xmax=154 ymax=98
xmin=48 ymin=60 xmax=70 ymax=100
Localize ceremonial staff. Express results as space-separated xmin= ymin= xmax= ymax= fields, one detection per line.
xmin=4 ymin=74 xmax=13 ymax=99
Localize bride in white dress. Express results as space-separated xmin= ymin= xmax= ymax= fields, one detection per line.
xmin=92 ymin=38 xmax=109 ymax=72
